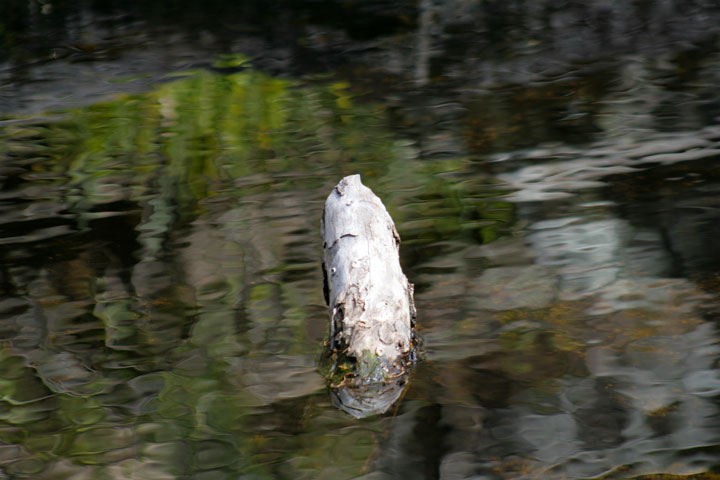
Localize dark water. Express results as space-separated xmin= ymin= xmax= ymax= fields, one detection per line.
xmin=2 ymin=2 xmax=720 ymax=479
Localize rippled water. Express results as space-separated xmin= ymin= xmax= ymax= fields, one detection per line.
xmin=2 ymin=2 xmax=720 ymax=479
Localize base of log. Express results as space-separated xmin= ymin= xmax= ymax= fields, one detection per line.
xmin=330 ymin=373 xmax=411 ymax=419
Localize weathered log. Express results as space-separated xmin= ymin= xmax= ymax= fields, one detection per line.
xmin=320 ymin=175 xmax=416 ymax=401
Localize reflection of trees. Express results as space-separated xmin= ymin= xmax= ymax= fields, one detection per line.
xmin=335 ymin=115 xmax=720 ymax=478
xmin=424 ymin=124 xmax=720 ymax=478
xmin=0 ymin=65 xmax=517 ymax=477
xmin=607 ymin=161 xmax=720 ymax=288
xmin=375 ymin=223 xmax=720 ymax=479
xmin=0 ymin=12 xmax=717 ymax=474
xmin=5 ymin=0 xmax=720 ymax=153
xmin=0 ymin=69 xmax=387 ymax=476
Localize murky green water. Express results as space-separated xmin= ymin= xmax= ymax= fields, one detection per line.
xmin=2 ymin=2 xmax=720 ymax=479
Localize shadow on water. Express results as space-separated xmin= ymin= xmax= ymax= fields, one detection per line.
xmin=1 ymin=1 xmax=720 ymax=479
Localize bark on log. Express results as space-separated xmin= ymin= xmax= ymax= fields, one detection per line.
xmin=321 ymin=174 xmax=416 ymax=384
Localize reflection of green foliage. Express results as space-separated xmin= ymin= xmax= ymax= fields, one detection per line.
xmin=376 ymin=157 xmax=515 ymax=248
xmin=0 ymin=67 xmax=426 ymax=478
xmin=212 ymin=53 xmax=250 ymax=69
xmin=0 ymin=65 xmax=517 ymax=478
xmin=2 ymin=68 xmax=419 ymax=221
xmin=2 ymin=66 xmax=514 ymax=245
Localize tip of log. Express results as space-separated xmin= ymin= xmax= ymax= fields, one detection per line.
xmin=334 ymin=174 xmax=362 ymax=196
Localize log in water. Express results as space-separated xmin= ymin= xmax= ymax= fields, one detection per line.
xmin=320 ymin=175 xmax=416 ymax=414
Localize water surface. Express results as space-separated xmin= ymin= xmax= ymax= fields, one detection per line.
xmin=1 ymin=2 xmax=720 ymax=479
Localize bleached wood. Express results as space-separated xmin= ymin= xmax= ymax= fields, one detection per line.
xmin=321 ymin=175 xmax=415 ymax=369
